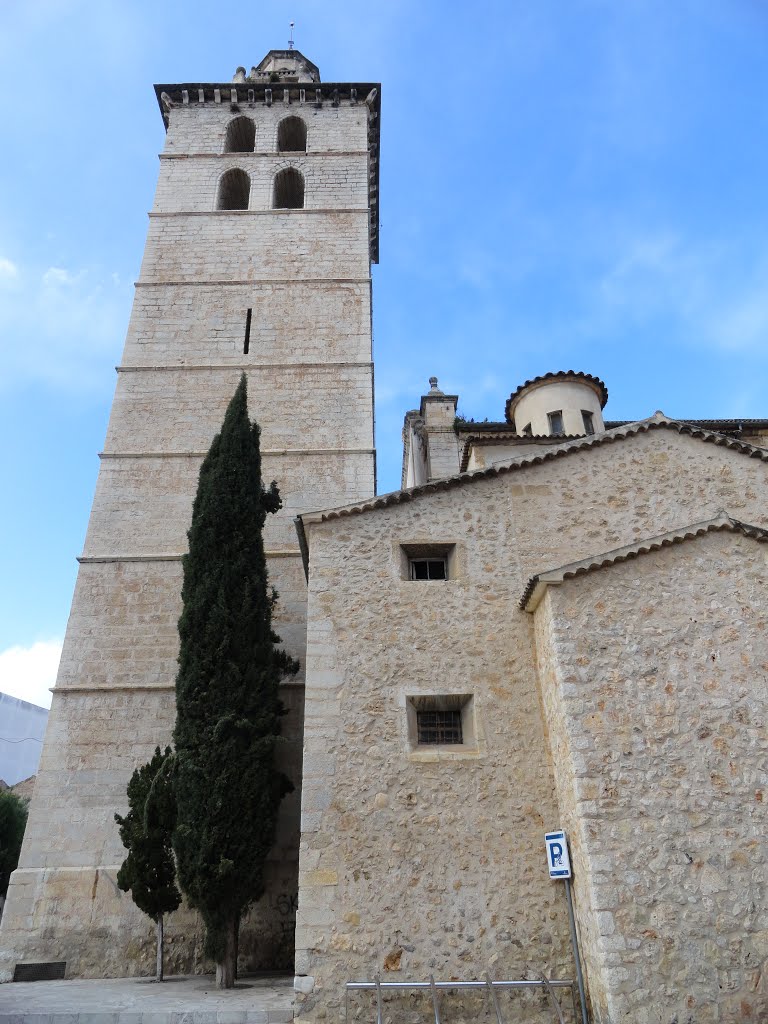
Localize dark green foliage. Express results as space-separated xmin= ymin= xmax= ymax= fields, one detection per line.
xmin=115 ymin=747 xmax=181 ymax=922
xmin=0 ymin=790 xmax=28 ymax=896
xmin=173 ymin=375 xmax=298 ymax=965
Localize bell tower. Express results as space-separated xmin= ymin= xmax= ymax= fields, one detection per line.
xmin=0 ymin=52 xmax=380 ymax=979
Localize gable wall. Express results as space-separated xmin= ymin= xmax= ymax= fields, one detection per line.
xmin=534 ymin=530 xmax=768 ymax=1024
xmin=484 ymin=429 xmax=766 ymax=585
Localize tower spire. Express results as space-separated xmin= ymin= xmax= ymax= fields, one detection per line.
xmin=288 ymin=20 xmax=295 ymax=49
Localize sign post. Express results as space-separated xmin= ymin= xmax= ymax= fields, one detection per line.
xmin=544 ymin=830 xmax=588 ymax=1024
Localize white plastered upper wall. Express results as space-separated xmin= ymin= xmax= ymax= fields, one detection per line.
xmin=512 ymin=378 xmax=605 ymax=436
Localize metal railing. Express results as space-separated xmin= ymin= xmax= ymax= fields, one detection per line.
xmin=346 ymin=971 xmax=576 ymax=1024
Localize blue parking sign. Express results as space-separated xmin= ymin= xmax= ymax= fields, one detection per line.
xmin=545 ymin=829 xmax=572 ymax=879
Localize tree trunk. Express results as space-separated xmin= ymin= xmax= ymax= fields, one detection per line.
xmin=234 ymin=916 xmax=239 ymax=982
xmin=215 ymin=916 xmax=238 ymax=989
xmin=156 ymin=914 xmax=164 ymax=982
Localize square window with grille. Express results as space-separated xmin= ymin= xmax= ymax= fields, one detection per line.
xmin=406 ymin=693 xmax=474 ymax=752
xmin=416 ymin=708 xmax=463 ymax=744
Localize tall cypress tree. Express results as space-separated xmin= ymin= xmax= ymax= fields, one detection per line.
xmin=115 ymin=747 xmax=180 ymax=981
xmin=173 ymin=375 xmax=298 ymax=988
xmin=0 ymin=790 xmax=28 ymax=897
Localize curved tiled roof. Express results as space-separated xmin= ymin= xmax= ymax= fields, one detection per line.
xmin=299 ymin=414 xmax=768 ymax=529
xmin=606 ymin=417 xmax=768 ymax=432
xmin=505 ymin=371 xmax=608 ymax=422
xmin=519 ymin=514 xmax=768 ymax=611
xmin=458 ymin=432 xmax=585 ymax=472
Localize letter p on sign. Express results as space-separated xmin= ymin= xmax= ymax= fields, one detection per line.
xmin=545 ymin=829 xmax=572 ymax=879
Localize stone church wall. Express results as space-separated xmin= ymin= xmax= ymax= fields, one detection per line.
xmin=296 ymin=430 xmax=767 ymax=1020
xmin=533 ymin=529 xmax=767 ymax=1024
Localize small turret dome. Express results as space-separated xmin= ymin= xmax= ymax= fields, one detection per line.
xmin=505 ymin=371 xmax=608 ymax=437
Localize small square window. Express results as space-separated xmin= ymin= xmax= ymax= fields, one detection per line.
xmin=582 ymin=410 xmax=595 ymax=435
xmin=416 ymin=709 xmax=463 ymax=744
xmin=399 ymin=543 xmax=456 ymax=581
xmin=548 ymin=410 xmax=564 ymax=434
xmin=406 ymin=694 xmax=475 ymax=753
xmin=410 ymin=558 xmax=447 ymax=581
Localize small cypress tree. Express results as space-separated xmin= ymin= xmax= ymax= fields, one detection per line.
xmin=115 ymin=747 xmax=181 ymax=981
xmin=173 ymin=375 xmax=298 ymax=988
xmin=0 ymin=790 xmax=28 ymax=897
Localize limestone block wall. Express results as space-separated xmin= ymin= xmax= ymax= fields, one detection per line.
xmin=153 ymin=154 xmax=369 ymax=212
xmin=51 ymin=560 xmax=306 ymax=696
xmin=532 ymin=530 xmax=768 ymax=1024
xmin=163 ymin=103 xmax=369 ymax=157
xmin=121 ymin=283 xmax=371 ymax=367
xmin=105 ymin=365 xmax=374 ymax=451
xmin=139 ymin=213 xmax=370 ymax=283
xmin=81 ymin=452 xmax=373 ymax=555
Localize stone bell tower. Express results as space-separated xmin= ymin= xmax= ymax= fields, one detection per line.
xmin=0 ymin=51 xmax=380 ymax=980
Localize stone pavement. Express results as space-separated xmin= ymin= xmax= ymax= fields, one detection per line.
xmin=0 ymin=975 xmax=294 ymax=1024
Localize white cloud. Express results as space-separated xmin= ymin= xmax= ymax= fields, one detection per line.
xmin=593 ymin=230 xmax=768 ymax=353
xmin=0 ymin=640 xmax=62 ymax=710
xmin=42 ymin=266 xmax=77 ymax=286
xmin=0 ymin=260 xmax=131 ymax=394
xmin=0 ymin=257 xmax=18 ymax=281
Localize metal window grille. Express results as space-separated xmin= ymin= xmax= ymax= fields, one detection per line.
xmin=13 ymin=962 xmax=66 ymax=982
xmin=410 ymin=558 xmax=447 ymax=581
xmin=417 ymin=709 xmax=463 ymax=744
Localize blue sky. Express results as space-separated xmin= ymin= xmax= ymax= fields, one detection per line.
xmin=2 ymin=0 xmax=768 ymax=707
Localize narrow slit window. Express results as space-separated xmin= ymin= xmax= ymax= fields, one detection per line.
xmin=243 ymin=308 xmax=252 ymax=354
xmin=521 ymin=423 xmax=533 ymax=436
xmin=416 ymin=709 xmax=463 ymax=745
xmin=582 ymin=410 xmax=595 ymax=435
xmin=548 ymin=410 xmax=564 ymax=435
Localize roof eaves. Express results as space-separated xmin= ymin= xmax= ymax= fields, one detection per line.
xmin=520 ymin=514 xmax=768 ymax=612
xmin=294 ymin=515 xmax=311 ymax=581
xmin=505 ymin=370 xmax=608 ymax=422
xmin=459 ymin=432 xmax=585 ymax=472
xmin=605 ymin=417 xmax=768 ymax=432
xmin=307 ymin=414 xmax=768 ymax=527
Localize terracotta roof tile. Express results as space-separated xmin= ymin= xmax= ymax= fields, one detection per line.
xmin=505 ymin=371 xmax=608 ymax=422
xmin=301 ymin=414 xmax=768 ymax=527
xmin=519 ymin=514 xmax=768 ymax=611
